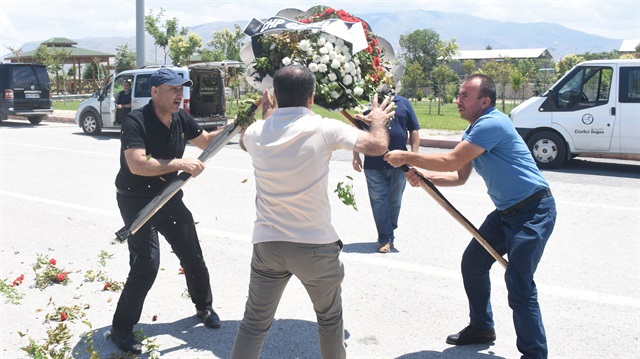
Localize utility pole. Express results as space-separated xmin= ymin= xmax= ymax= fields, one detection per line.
xmin=136 ymin=0 xmax=145 ymax=68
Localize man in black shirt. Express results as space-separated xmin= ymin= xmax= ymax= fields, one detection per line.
xmin=112 ymin=68 xmax=223 ymax=354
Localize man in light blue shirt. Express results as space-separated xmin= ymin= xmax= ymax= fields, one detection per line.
xmin=385 ymin=74 xmax=556 ymax=359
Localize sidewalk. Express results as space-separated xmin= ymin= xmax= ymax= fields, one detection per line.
xmin=46 ymin=110 xmax=462 ymax=149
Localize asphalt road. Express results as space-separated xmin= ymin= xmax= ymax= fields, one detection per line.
xmin=1 ymin=119 xmax=639 ymax=359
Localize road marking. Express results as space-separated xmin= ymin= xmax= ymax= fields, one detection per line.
xmin=1 ymin=190 xmax=118 ymax=217
xmin=1 ymin=141 xmax=118 ymax=157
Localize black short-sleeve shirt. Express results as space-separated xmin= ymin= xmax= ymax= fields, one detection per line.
xmin=115 ymin=100 xmax=204 ymax=197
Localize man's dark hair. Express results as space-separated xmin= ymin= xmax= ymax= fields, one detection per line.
xmin=468 ymin=74 xmax=497 ymax=106
xmin=273 ymin=65 xmax=316 ymax=108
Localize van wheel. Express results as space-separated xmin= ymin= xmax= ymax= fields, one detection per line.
xmin=81 ymin=111 xmax=102 ymax=135
xmin=28 ymin=115 xmax=46 ymax=124
xmin=527 ymin=131 xmax=567 ymax=169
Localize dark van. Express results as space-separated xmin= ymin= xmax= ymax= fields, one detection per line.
xmin=0 ymin=63 xmax=53 ymax=124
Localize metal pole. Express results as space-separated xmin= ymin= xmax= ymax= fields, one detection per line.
xmin=136 ymin=0 xmax=145 ymax=68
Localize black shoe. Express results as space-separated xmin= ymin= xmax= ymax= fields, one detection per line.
xmin=446 ymin=324 xmax=496 ymax=345
xmin=110 ymin=328 xmax=142 ymax=354
xmin=196 ymin=308 xmax=221 ymax=329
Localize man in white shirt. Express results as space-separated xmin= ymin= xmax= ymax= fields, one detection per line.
xmin=231 ymin=65 xmax=395 ymax=359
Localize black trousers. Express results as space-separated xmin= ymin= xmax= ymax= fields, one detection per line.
xmin=113 ymin=190 xmax=213 ymax=331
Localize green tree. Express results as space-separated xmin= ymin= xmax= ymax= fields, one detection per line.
xmin=482 ymin=59 xmax=514 ymax=112
xmin=510 ymin=71 xmax=524 ymax=106
xmin=432 ymin=38 xmax=458 ymax=114
xmin=168 ymin=33 xmax=202 ymax=66
xmin=204 ymin=24 xmax=246 ymax=61
xmin=556 ymin=54 xmax=585 ymax=77
xmin=514 ymin=59 xmax=537 ymax=101
xmin=400 ymin=61 xmax=425 ymax=103
xmin=462 ymin=59 xmax=476 ymax=78
xmin=145 ymin=8 xmax=189 ymax=64
xmin=114 ymin=44 xmax=137 ymax=73
xmin=399 ymin=29 xmax=441 ymax=83
xmin=33 ymin=45 xmax=70 ymax=94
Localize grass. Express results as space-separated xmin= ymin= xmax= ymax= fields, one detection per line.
xmin=52 ymin=100 xmax=82 ymax=111
xmin=58 ymin=97 xmax=519 ymax=131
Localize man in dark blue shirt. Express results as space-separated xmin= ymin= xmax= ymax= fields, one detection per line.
xmin=353 ymin=87 xmax=420 ymax=253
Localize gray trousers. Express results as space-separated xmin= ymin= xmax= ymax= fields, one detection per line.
xmin=231 ymin=240 xmax=346 ymax=359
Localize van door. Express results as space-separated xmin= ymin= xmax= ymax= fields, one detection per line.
xmin=552 ymin=65 xmax=615 ymax=151
xmin=132 ymin=73 xmax=152 ymax=110
xmin=617 ymin=66 xmax=640 ymax=154
xmin=99 ymin=76 xmax=115 ymax=126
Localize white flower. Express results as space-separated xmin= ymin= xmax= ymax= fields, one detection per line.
xmin=319 ymin=47 xmax=329 ymax=55
xmin=320 ymin=54 xmax=330 ymax=63
xmin=328 ymin=73 xmax=337 ymax=82
xmin=324 ymin=41 xmax=334 ymax=51
xmin=298 ymin=39 xmax=312 ymax=52
xmin=353 ymin=87 xmax=364 ymax=96
xmin=282 ymin=57 xmax=292 ymax=66
xmin=318 ymin=63 xmax=328 ymax=73
xmin=308 ymin=63 xmax=319 ymax=72
xmin=331 ymin=59 xmax=341 ymax=69
xmin=343 ymin=74 xmax=353 ymax=85
xmin=329 ymin=50 xmax=337 ymax=60
xmin=317 ymin=36 xmax=327 ymax=46
xmin=331 ymin=91 xmax=340 ymax=99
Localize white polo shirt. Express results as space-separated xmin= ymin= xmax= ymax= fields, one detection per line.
xmin=243 ymin=107 xmax=360 ymax=244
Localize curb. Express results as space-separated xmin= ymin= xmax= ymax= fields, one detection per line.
xmin=42 ymin=116 xmax=462 ymax=149
xmin=420 ymin=138 xmax=460 ymax=149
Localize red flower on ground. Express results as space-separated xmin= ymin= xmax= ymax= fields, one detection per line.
xmin=60 ymin=313 xmax=67 ymax=321
xmin=49 ymin=258 xmax=57 ymax=266
xmin=12 ymin=274 xmax=24 ymax=287
xmin=57 ymin=272 xmax=68 ymax=282
xmin=152 ymin=314 xmax=158 ymax=321
xmin=103 ymin=282 xmax=112 ymax=291
xmin=179 ymin=267 xmax=185 ymax=275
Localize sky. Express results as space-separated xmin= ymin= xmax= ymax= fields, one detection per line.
xmin=1 ymin=0 xmax=639 ymax=52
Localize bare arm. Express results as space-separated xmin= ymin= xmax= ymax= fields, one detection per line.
xmin=385 ymin=140 xmax=485 ymax=172
xmin=189 ymin=128 xmax=224 ymax=151
xmin=124 ymin=148 xmax=206 ymax=178
xmin=409 ymin=129 xmax=420 ymax=152
xmin=352 ymin=94 xmax=395 ymax=156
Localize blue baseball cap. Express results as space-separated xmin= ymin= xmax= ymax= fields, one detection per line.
xmin=150 ymin=68 xmax=193 ymax=87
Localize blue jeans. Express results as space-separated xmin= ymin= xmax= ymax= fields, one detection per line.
xmin=461 ymin=194 xmax=556 ymax=359
xmin=364 ymin=168 xmax=407 ymax=244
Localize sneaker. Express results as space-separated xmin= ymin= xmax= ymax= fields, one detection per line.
xmin=196 ymin=308 xmax=221 ymax=329
xmin=377 ymin=242 xmax=394 ymax=253
xmin=446 ymin=324 xmax=496 ymax=345
xmin=110 ymin=328 xmax=142 ymax=354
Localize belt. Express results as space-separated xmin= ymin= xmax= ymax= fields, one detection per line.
xmin=116 ymin=188 xmax=154 ymax=198
xmin=500 ymin=188 xmax=552 ymax=216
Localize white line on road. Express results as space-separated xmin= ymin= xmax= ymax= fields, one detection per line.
xmin=2 ymin=190 xmax=638 ymax=309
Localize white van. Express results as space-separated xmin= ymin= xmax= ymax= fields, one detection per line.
xmin=509 ymin=59 xmax=640 ymax=168
xmin=75 ymin=64 xmax=230 ymax=135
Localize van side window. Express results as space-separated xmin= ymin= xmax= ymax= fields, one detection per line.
xmin=619 ymin=67 xmax=640 ymax=103
xmin=135 ymin=74 xmax=151 ymax=98
xmin=556 ymin=66 xmax=612 ymax=110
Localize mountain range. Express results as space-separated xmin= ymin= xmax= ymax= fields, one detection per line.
xmin=5 ymin=10 xmax=624 ymax=63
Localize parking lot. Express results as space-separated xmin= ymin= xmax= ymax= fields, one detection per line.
xmin=1 ymin=119 xmax=639 ymax=358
